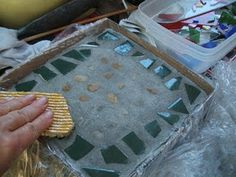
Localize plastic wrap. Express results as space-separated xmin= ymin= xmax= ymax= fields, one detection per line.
xmin=143 ymin=60 xmax=236 ymax=177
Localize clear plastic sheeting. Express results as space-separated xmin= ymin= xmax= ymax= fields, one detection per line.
xmin=144 ymin=61 xmax=236 ymax=177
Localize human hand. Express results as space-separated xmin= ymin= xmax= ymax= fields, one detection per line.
xmin=0 ymin=95 xmax=53 ymax=176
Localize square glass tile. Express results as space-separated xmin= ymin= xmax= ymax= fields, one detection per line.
xmin=79 ymin=49 xmax=91 ymax=58
xmin=132 ymin=51 xmax=144 ymax=57
xmin=15 ymin=80 xmax=37 ymax=91
xmin=33 ymin=66 xmax=57 ymax=81
xmin=63 ymin=50 xmax=85 ymax=61
xmin=101 ymin=145 xmax=128 ymax=164
xmin=168 ymin=98 xmax=189 ymax=114
xmin=98 ymin=31 xmax=119 ymax=41
xmin=83 ymin=168 xmax=120 ymax=177
xmin=139 ymin=58 xmax=154 ymax=69
xmin=144 ymin=120 xmax=161 ymax=138
xmin=114 ymin=41 xmax=133 ymax=56
xmin=64 ymin=135 xmax=94 ymax=161
xmin=165 ymin=77 xmax=182 ymax=91
xmin=154 ymin=65 xmax=171 ymax=79
xmin=122 ymin=132 xmax=145 ymax=155
xmin=51 ymin=59 xmax=77 ymax=75
xmin=157 ymin=112 xmax=180 ymax=125
xmin=185 ymin=84 xmax=201 ymax=104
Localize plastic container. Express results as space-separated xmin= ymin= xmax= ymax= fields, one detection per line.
xmin=132 ymin=0 xmax=236 ymax=73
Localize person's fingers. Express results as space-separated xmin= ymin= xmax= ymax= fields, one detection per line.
xmin=4 ymin=97 xmax=48 ymax=131
xmin=12 ymin=109 xmax=53 ymax=150
xmin=0 ymin=97 xmax=13 ymax=104
xmin=0 ymin=95 xmax=36 ymax=116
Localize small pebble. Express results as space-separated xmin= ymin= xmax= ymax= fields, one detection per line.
xmin=103 ymin=72 xmax=113 ymax=80
xmin=79 ymin=95 xmax=89 ymax=102
xmin=117 ymin=83 xmax=125 ymax=89
xmin=112 ymin=63 xmax=123 ymax=70
xmin=74 ymin=75 xmax=88 ymax=82
xmin=107 ymin=93 xmax=118 ymax=104
xmin=62 ymin=84 xmax=71 ymax=92
xmin=146 ymin=88 xmax=158 ymax=95
xmin=87 ymin=84 xmax=100 ymax=92
xmin=101 ymin=57 xmax=109 ymax=64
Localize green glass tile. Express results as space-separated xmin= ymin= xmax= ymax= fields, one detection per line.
xmin=101 ymin=145 xmax=128 ymax=164
xmin=185 ymin=84 xmax=201 ymax=104
xmin=87 ymin=42 xmax=100 ymax=46
xmin=139 ymin=58 xmax=154 ymax=69
xmin=63 ymin=50 xmax=85 ymax=61
xmin=51 ymin=59 xmax=77 ymax=75
xmin=98 ymin=31 xmax=119 ymax=41
xmin=15 ymin=80 xmax=37 ymax=91
xmin=33 ymin=66 xmax=57 ymax=81
xmin=132 ymin=51 xmax=144 ymax=57
xmin=157 ymin=112 xmax=180 ymax=125
xmin=189 ymin=28 xmax=200 ymax=44
xmin=64 ymin=135 xmax=94 ymax=161
xmin=83 ymin=168 xmax=120 ymax=177
xmin=144 ymin=120 xmax=161 ymax=138
xmin=154 ymin=65 xmax=171 ymax=79
xmin=79 ymin=49 xmax=91 ymax=57
xmin=168 ymin=98 xmax=189 ymax=114
xmin=114 ymin=41 xmax=133 ymax=56
xmin=219 ymin=11 xmax=236 ymax=25
xmin=122 ymin=132 xmax=145 ymax=155
xmin=165 ymin=77 xmax=182 ymax=90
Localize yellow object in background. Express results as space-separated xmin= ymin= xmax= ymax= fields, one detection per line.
xmin=0 ymin=0 xmax=68 ymax=28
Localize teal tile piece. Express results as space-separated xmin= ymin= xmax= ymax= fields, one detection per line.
xmin=168 ymin=98 xmax=189 ymax=114
xmin=51 ymin=59 xmax=77 ymax=75
xmin=122 ymin=132 xmax=145 ymax=155
xmin=114 ymin=41 xmax=133 ymax=56
xmin=139 ymin=58 xmax=154 ymax=69
xmin=83 ymin=168 xmax=120 ymax=177
xmin=157 ymin=112 xmax=180 ymax=125
xmin=154 ymin=65 xmax=171 ymax=79
xmin=185 ymin=84 xmax=201 ymax=104
xmin=64 ymin=135 xmax=94 ymax=161
xmin=144 ymin=120 xmax=161 ymax=138
xmin=98 ymin=31 xmax=119 ymax=41
xmin=79 ymin=49 xmax=91 ymax=57
xmin=101 ymin=145 xmax=128 ymax=164
xmin=15 ymin=80 xmax=37 ymax=91
xmin=165 ymin=77 xmax=182 ymax=90
xmin=33 ymin=66 xmax=57 ymax=81
xmin=87 ymin=42 xmax=100 ymax=46
xmin=63 ymin=50 xmax=85 ymax=61
xmin=132 ymin=51 xmax=144 ymax=57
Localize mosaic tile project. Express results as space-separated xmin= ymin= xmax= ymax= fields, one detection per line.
xmin=11 ymin=29 xmax=209 ymax=177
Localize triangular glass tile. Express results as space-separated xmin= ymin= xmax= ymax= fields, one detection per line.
xmin=139 ymin=58 xmax=154 ymax=69
xmin=168 ymin=98 xmax=189 ymax=114
xmin=114 ymin=41 xmax=133 ymax=56
xmin=63 ymin=50 xmax=85 ymax=61
xmin=132 ymin=51 xmax=144 ymax=57
xmin=33 ymin=66 xmax=57 ymax=81
xmin=87 ymin=42 xmax=100 ymax=46
xmin=122 ymin=132 xmax=145 ymax=155
xmin=64 ymin=135 xmax=94 ymax=161
xmin=51 ymin=59 xmax=77 ymax=75
xmin=157 ymin=112 xmax=180 ymax=125
xmin=154 ymin=65 xmax=171 ymax=79
xmin=165 ymin=77 xmax=182 ymax=90
xmin=144 ymin=120 xmax=161 ymax=138
xmin=98 ymin=31 xmax=119 ymax=41
xmin=101 ymin=145 xmax=128 ymax=164
xmin=83 ymin=168 xmax=120 ymax=177
xmin=185 ymin=84 xmax=201 ymax=104
xmin=79 ymin=49 xmax=91 ymax=57
xmin=15 ymin=80 xmax=37 ymax=91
